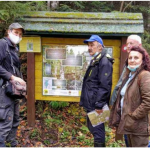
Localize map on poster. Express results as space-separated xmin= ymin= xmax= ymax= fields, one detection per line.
xmin=42 ymin=45 xmax=113 ymax=96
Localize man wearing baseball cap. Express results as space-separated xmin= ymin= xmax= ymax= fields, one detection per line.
xmin=80 ymin=35 xmax=114 ymax=147
xmin=0 ymin=22 xmax=26 ymax=147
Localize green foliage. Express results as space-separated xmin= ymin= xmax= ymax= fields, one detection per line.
xmin=0 ymin=1 xmax=47 ymax=37
xmin=56 ymin=1 xmax=85 ymax=12
xmin=29 ymin=1 xmax=47 ymax=11
xmin=49 ymin=101 xmax=69 ymax=109
xmin=142 ymin=31 xmax=150 ymax=55
xmin=57 ymin=1 xmax=114 ymax=12
xmin=36 ymin=101 xmax=45 ymax=114
xmin=80 ymin=125 xmax=89 ymax=134
xmin=43 ymin=140 xmax=50 ymax=146
xmin=108 ymin=140 xmax=124 ymax=147
xmin=45 ymin=118 xmax=62 ymax=126
xmin=29 ymin=128 xmax=41 ymax=139
xmin=105 ymin=123 xmax=125 ymax=147
xmin=84 ymin=1 xmax=114 ymax=12
xmin=76 ymin=135 xmax=85 ymax=141
xmin=60 ymin=131 xmax=70 ymax=141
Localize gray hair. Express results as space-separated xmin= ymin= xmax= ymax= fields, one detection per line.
xmin=128 ymin=34 xmax=142 ymax=44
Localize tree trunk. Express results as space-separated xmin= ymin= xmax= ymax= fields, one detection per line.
xmin=47 ymin=1 xmax=51 ymax=11
xmin=120 ymin=1 xmax=124 ymax=12
xmin=50 ymin=1 xmax=59 ymax=10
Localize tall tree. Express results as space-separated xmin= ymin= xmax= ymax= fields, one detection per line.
xmin=0 ymin=1 xmax=47 ymax=37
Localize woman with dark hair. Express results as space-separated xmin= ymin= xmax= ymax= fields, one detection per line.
xmin=109 ymin=46 xmax=150 ymax=147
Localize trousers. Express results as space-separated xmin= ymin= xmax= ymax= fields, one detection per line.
xmin=127 ymin=134 xmax=149 ymax=147
xmin=87 ymin=116 xmax=105 ymax=144
xmin=0 ymin=100 xmax=20 ymax=147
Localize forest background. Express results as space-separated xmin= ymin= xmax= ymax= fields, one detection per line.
xmin=0 ymin=1 xmax=149 ymax=147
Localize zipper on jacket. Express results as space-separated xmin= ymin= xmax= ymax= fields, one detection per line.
xmin=89 ymin=70 xmax=92 ymax=77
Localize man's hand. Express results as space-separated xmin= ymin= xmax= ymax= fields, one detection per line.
xmin=10 ymin=75 xmax=26 ymax=86
xmin=95 ymin=109 xmax=103 ymax=115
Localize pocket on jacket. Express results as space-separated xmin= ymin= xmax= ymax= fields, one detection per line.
xmin=0 ymin=87 xmax=13 ymax=108
xmin=124 ymin=114 xmax=138 ymax=131
xmin=0 ymin=108 xmax=9 ymax=120
xmin=88 ymin=89 xmax=97 ymax=107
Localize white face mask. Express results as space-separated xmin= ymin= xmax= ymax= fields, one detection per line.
xmin=8 ymin=32 xmax=22 ymax=44
xmin=93 ymin=52 xmax=99 ymax=57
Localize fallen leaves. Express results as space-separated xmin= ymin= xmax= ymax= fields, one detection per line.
xmin=16 ymin=101 xmax=125 ymax=147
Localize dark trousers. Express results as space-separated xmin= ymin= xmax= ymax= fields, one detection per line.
xmin=87 ymin=116 xmax=105 ymax=144
xmin=0 ymin=100 xmax=20 ymax=147
xmin=124 ymin=134 xmax=129 ymax=147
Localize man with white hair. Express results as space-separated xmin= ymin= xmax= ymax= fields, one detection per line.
xmin=109 ymin=34 xmax=142 ymax=147
xmin=126 ymin=35 xmax=142 ymax=53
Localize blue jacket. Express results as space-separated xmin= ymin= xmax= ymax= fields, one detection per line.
xmin=79 ymin=50 xmax=114 ymax=112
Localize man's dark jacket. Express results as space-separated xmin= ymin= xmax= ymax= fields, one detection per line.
xmin=80 ymin=50 xmax=114 ymax=112
xmin=0 ymin=37 xmax=21 ymax=80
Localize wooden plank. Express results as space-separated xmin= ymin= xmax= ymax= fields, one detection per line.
xmin=35 ymin=62 xmax=42 ymax=70
xmin=19 ymin=37 xmax=41 ymax=53
xmin=35 ymin=93 xmax=80 ymax=102
xmin=120 ymin=37 xmax=128 ymax=75
xmin=113 ymin=58 xmax=120 ymax=65
xmin=35 ymin=70 xmax=42 ymax=78
xmin=113 ymin=47 xmax=121 ymax=58
xmin=42 ymin=37 xmax=85 ymax=45
xmin=35 ymin=54 xmax=43 ymax=61
xmin=104 ymin=40 xmax=121 ymax=46
xmin=27 ymin=53 xmax=35 ymax=127
xmin=42 ymin=38 xmax=121 ymax=46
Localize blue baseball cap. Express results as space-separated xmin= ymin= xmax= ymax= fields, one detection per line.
xmin=84 ymin=35 xmax=104 ymax=47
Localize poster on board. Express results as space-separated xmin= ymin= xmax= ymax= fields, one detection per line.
xmin=42 ymin=45 xmax=113 ymax=96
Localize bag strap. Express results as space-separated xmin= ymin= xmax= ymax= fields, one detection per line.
xmin=2 ymin=39 xmax=16 ymax=74
xmin=0 ymin=78 xmax=4 ymax=87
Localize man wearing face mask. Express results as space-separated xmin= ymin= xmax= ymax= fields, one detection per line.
xmin=79 ymin=35 xmax=114 ymax=147
xmin=0 ymin=23 xmax=26 ymax=147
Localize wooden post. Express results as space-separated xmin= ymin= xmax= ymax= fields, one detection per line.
xmin=27 ymin=53 xmax=35 ymax=126
xmin=119 ymin=37 xmax=128 ymax=75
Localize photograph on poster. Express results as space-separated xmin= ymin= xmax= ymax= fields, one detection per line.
xmin=52 ymin=79 xmax=67 ymax=90
xmin=45 ymin=63 xmax=52 ymax=76
xmin=46 ymin=48 xmax=66 ymax=59
xmin=43 ymin=77 xmax=53 ymax=90
xmin=27 ymin=40 xmax=33 ymax=51
xmin=62 ymin=55 xmax=83 ymax=66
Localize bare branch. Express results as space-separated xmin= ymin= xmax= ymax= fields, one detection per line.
xmin=123 ymin=1 xmax=133 ymax=12
xmin=120 ymin=1 xmax=124 ymax=12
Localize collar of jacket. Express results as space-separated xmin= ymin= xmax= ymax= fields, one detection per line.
xmin=123 ymin=65 xmax=144 ymax=81
xmin=3 ymin=37 xmax=16 ymax=48
xmin=90 ymin=50 xmax=106 ymax=66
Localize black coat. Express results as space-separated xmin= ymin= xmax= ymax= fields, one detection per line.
xmin=80 ymin=50 xmax=114 ymax=112
xmin=0 ymin=37 xmax=21 ymax=81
